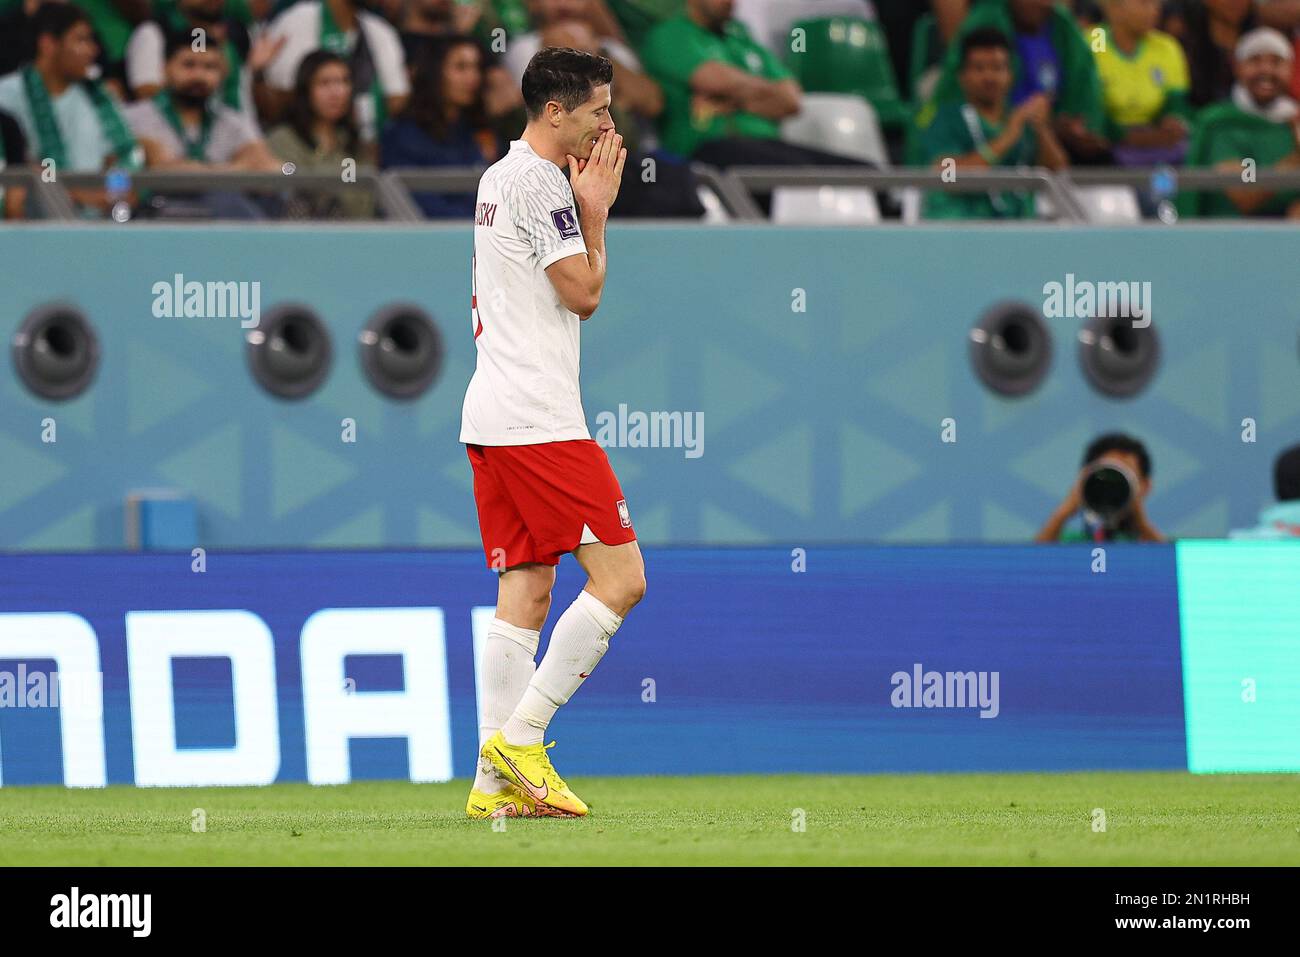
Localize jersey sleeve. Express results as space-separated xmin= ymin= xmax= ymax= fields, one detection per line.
xmin=508 ymin=164 xmax=588 ymax=269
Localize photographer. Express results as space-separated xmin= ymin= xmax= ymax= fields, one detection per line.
xmin=1229 ymin=443 xmax=1300 ymax=538
xmin=1035 ymin=433 xmax=1165 ymax=543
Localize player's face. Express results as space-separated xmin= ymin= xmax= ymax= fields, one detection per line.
xmin=563 ymin=83 xmax=615 ymax=160
xmin=959 ymin=48 xmax=1012 ymax=107
xmin=1238 ymin=52 xmax=1291 ymax=104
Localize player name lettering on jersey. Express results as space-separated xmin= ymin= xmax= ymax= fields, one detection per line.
xmin=475 ymin=202 xmax=498 ymax=227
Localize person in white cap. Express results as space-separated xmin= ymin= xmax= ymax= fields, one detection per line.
xmin=1180 ymin=26 xmax=1300 ymax=216
xmin=1233 ymin=26 xmax=1299 ymax=121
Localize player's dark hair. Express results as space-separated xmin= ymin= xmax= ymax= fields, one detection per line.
xmin=958 ymin=27 xmax=1012 ymax=68
xmin=1274 ymin=443 xmax=1300 ymax=501
xmin=1083 ymin=433 xmax=1152 ymax=480
xmin=521 ymin=47 xmax=613 ymax=119
xmin=31 ymin=2 xmax=90 ymax=43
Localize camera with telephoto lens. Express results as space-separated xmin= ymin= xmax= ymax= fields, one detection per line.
xmin=1080 ymin=460 xmax=1140 ymax=530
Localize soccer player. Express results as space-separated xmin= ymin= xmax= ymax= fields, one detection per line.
xmin=461 ymin=47 xmax=643 ymax=819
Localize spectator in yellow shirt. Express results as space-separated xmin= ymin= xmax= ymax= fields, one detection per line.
xmin=1093 ymin=0 xmax=1191 ymax=164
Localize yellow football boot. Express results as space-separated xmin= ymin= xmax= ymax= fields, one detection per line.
xmin=464 ymin=786 xmax=575 ymax=819
xmin=480 ymin=733 xmax=589 ymax=817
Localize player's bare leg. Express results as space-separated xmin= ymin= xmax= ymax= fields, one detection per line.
xmin=494 ymin=561 xmax=556 ymax=631
xmin=572 ymin=539 xmax=647 ymax=617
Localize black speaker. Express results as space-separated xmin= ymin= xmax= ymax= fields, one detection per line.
xmin=359 ymin=304 xmax=444 ymax=399
xmin=11 ymin=302 xmax=101 ymax=400
xmin=968 ymin=301 xmax=1052 ymax=397
xmin=246 ymin=303 xmax=333 ymax=399
xmin=1077 ymin=314 xmax=1160 ymax=398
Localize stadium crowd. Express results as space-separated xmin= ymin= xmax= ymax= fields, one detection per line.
xmin=0 ymin=0 xmax=1298 ymax=219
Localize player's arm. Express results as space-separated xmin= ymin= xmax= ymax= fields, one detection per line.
xmin=546 ymin=131 xmax=626 ymax=320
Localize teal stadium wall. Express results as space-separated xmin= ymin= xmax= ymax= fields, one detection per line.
xmin=0 ymin=224 xmax=1297 ymax=549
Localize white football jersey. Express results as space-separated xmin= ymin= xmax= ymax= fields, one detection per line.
xmin=460 ymin=139 xmax=591 ymax=446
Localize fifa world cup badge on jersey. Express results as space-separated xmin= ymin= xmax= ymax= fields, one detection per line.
xmin=617 ymin=499 xmax=632 ymax=528
xmin=551 ymin=207 xmax=580 ymax=239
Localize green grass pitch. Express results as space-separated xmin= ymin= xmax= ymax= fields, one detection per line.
xmin=1 ymin=771 xmax=1297 ymax=866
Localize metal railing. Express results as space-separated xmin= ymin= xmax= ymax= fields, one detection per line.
xmin=722 ymin=166 xmax=1089 ymax=222
xmin=3 ymin=165 xmax=1298 ymax=224
xmin=1064 ymin=167 xmax=1300 ymax=192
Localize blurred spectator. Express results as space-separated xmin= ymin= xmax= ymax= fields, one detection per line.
xmin=125 ymin=34 xmax=280 ymax=169
xmin=267 ymin=48 xmax=376 ymax=217
xmin=1093 ymin=0 xmax=1190 ymax=164
xmin=262 ymin=0 xmax=410 ymax=140
xmin=0 ymin=106 xmax=30 ymax=217
xmin=922 ymin=27 xmax=1068 ymax=219
xmin=124 ymin=33 xmax=280 ymax=216
xmin=1 ymin=0 xmax=47 ymax=77
xmin=1074 ymin=0 xmax=1103 ymax=27
xmin=605 ymin=0 xmax=682 ymax=49
xmin=640 ymin=0 xmax=868 ymax=170
xmin=400 ymin=0 xmax=525 ymax=131
xmin=380 ymin=34 xmax=501 ymax=217
xmin=876 ymin=0 xmax=973 ymax=97
xmin=3 ymin=0 xmax=132 ymax=82
xmin=1180 ymin=26 xmax=1300 ymax=216
xmin=125 ymin=0 xmax=285 ymax=127
xmin=1180 ymin=0 xmax=1258 ymax=108
xmin=70 ymin=0 xmax=147 ymax=91
xmin=1255 ymin=0 xmax=1300 ymax=33
xmin=401 ymin=0 xmax=485 ymax=60
xmin=1251 ymin=0 xmax=1300 ymax=99
xmin=1036 ymin=432 xmax=1165 ymax=542
xmin=503 ymin=0 xmax=663 ymax=152
xmin=929 ymin=0 xmax=1109 ymax=163
xmin=1230 ymin=443 xmax=1300 ymax=538
xmin=0 ymin=2 xmax=141 ymax=217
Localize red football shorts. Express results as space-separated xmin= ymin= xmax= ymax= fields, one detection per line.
xmin=466 ymin=439 xmax=637 ymax=569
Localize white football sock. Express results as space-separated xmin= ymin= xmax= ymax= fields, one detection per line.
xmin=473 ymin=618 xmax=540 ymax=794
xmin=501 ymin=590 xmax=623 ymax=746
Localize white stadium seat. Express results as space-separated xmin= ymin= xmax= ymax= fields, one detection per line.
xmin=1036 ymin=185 xmax=1141 ymax=223
xmin=771 ymin=186 xmax=880 ymax=224
xmin=1076 ymin=185 xmax=1143 ymax=224
xmin=781 ymin=92 xmax=889 ymax=167
xmin=734 ymin=0 xmax=876 ymax=53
